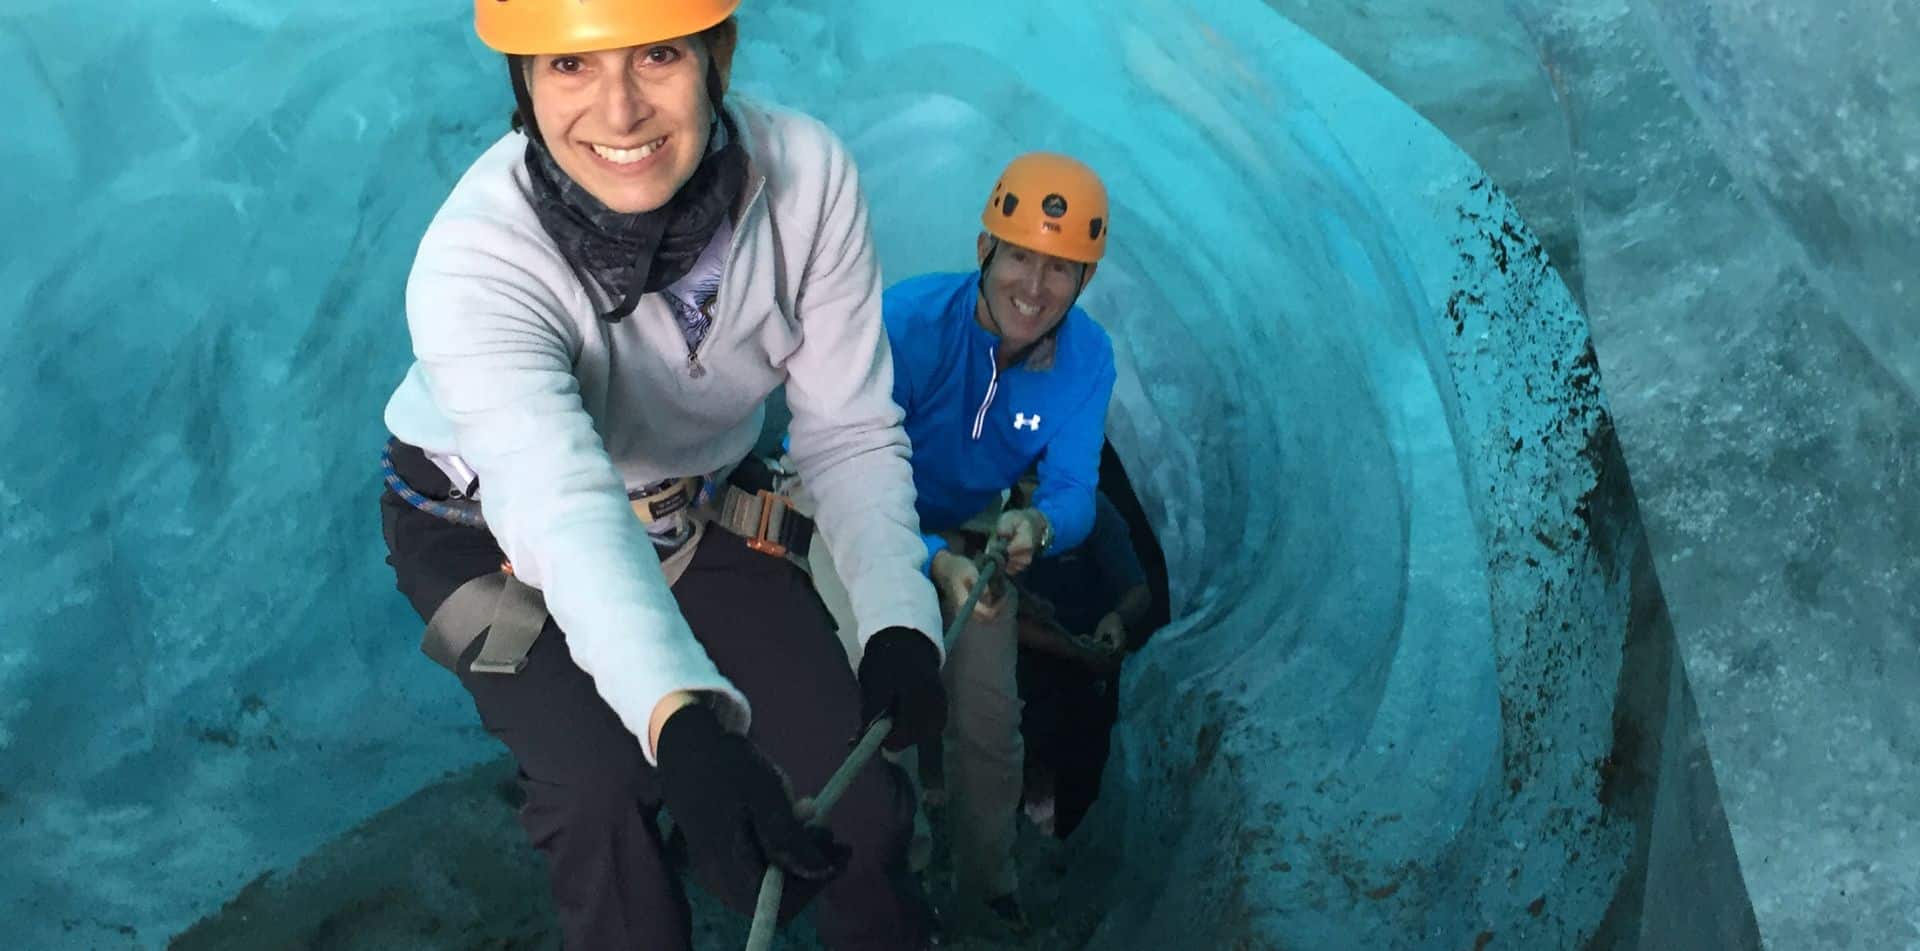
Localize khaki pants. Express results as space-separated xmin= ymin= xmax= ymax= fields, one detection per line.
xmin=804 ymin=500 xmax=1024 ymax=903
xmin=937 ymin=578 xmax=1023 ymax=902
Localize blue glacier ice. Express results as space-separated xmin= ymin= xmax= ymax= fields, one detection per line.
xmin=2 ymin=0 xmax=1915 ymax=948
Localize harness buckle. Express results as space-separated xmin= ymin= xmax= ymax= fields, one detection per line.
xmin=746 ymin=489 xmax=792 ymax=558
xmin=718 ymin=478 xmax=813 ymax=562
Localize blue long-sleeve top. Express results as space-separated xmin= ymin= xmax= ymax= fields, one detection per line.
xmin=883 ymin=271 xmax=1117 ymax=564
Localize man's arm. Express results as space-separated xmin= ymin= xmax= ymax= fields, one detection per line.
xmin=1017 ymin=613 xmax=1122 ymax=674
xmin=1092 ymin=583 xmax=1153 ymax=653
xmin=1029 ymin=341 xmax=1118 ymax=555
xmin=1089 ymin=492 xmax=1154 ymax=649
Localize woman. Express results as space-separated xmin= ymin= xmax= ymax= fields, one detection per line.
xmin=376 ymin=2 xmax=945 ymax=948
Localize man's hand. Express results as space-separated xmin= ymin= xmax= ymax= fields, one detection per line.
xmin=995 ymin=508 xmax=1048 ymax=576
xmin=1092 ymin=611 xmax=1128 ymax=653
xmin=931 ymin=548 xmax=1003 ymax=619
xmin=1018 ymin=617 xmax=1123 ymax=675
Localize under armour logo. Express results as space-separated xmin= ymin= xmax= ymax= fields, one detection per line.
xmin=1013 ymin=413 xmax=1042 ymax=431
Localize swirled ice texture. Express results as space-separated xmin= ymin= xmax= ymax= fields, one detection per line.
xmin=3 ymin=0 xmax=1911 ymax=947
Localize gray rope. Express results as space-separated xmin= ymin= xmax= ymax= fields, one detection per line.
xmin=744 ymin=536 xmax=1010 ymax=951
xmin=949 ymin=536 xmax=1010 ymax=633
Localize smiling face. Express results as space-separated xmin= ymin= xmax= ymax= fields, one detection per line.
xmin=525 ymin=36 xmax=717 ymax=213
xmin=975 ymin=233 xmax=1089 ymax=351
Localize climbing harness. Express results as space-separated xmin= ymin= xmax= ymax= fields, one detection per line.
xmin=383 ymin=444 xmax=814 ymax=676
xmin=744 ymin=537 xmax=1010 ymax=951
xmin=716 ymin=454 xmax=814 ymax=561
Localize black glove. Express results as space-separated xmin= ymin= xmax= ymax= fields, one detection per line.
xmin=857 ymin=626 xmax=947 ymax=751
xmin=656 ymin=703 xmax=848 ymax=916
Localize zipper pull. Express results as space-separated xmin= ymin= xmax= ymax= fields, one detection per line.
xmin=688 ymin=351 xmax=707 ymax=379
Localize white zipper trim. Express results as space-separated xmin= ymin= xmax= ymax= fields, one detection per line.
xmin=971 ymin=344 xmax=1000 ymax=440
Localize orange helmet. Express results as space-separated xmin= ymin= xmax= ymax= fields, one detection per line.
xmin=475 ymin=0 xmax=741 ymax=55
xmin=981 ymin=152 xmax=1110 ymax=267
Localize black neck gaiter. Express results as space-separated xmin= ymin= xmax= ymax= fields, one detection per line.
xmin=520 ymin=89 xmax=748 ymax=322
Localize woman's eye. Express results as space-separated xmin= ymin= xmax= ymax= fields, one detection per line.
xmin=551 ymin=56 xmax=584 ymax=75
xmin=642 ymin=45 xmax=682 ymax=66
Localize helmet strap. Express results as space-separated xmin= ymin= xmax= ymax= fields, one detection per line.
xmin=976 ymin=240 xmax=1009 ymax=337
xmin=507 ymin=55 xmax=540 ymax=145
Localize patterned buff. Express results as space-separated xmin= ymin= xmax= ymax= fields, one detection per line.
xmin=524 ymin=111 xmax=748 ymax=322
xmin=658 ymin=214 xmax=731 ymax=359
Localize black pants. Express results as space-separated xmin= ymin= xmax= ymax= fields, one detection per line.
xmin=1015 ymin=648 xmax=1120 ymax=838
xmin=379 ymin=443 xmax=927 ymax=950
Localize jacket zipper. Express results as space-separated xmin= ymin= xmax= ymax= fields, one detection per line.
xmin=687 ymin=175 xmax=770 ymax=379
xmin=971 ymin=343 xmax=1000 ymax=440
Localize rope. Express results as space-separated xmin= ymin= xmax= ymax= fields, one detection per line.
xmin=744 ymin=536 xmax=1010 ymax=951
xmin=949 ymin=536 xmax=1010 ymax=634
xmin=381 ymin=445 xmax=487 ymax=528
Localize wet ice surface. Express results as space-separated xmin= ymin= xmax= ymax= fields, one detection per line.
xmin=1634 ymin=0 xmax=1920 ymax=399
xmin=1263 ymin=0 xmax=1920 ymax=946
xmin=1507 ymin=3 xmax=1920 ymax=945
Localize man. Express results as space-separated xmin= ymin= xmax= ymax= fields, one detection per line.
xmin=880 ymin=152 xmax=1119 ymax=933
xmin=1012 ymin=489 xmax=1153 ymax=839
